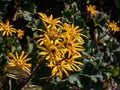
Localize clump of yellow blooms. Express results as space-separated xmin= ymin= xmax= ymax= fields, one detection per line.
xmin=107 ymin=21 xmax=120 ymax=32
xmin=35 ymin=13 xmax=87 ymax=79
xmin=87 ymin=5 xmax=98 ymax=16
xmin=0 ymin=19 xmax=25 ymax=39
xmin=0 ymin=20 xmax=16 ymax=36
xmin=17 ymin=29 xmax=24 ymax=39
xmin=7 ymin=51 xmax=31 ymax=73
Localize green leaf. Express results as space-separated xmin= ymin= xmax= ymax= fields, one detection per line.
xmin=95 ymin=12 xmax=106 ymax=26
xmin=22 ymin=85 xmax=42 ymax=90
xmin=28 ymin=43 xmax=34 ymax=53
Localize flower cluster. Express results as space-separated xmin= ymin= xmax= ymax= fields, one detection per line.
xmin=35 ymin=13 xmax=87 ymax=79
xmin=0 ymin=20 xmax=30 ymax=77
xmin=0 ymin=20 xmax=24 ymax=39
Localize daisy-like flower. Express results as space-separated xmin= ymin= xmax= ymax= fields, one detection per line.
xmin=39 ymin=34 xmax=61 ymax=61
xmin=62 ymin=23 xmax=87 ymax=45
xmin=38 ymin=13 xmax=62 ymax=28
xmin=65 ymin=54 xmax=83 ymax=72
xmin=107 ymin=21 xmax=119 ymax=32
xmin=87 ymin=5 xmax=98 ymax=16
xmin=0 ymin=20 xmax=16 ymax=36
xmin=17 ymin=29 xmax=24 ymax=39
xmin=46 ymin=26 xmax=61 ymax=40
xmin=51 ymin=60 xmax=69 ymax=79
xmin=8 ymin=51 xmax=31 ymax=73
xmin=51 ymin=55 xmax=83 ymax=79
xmin=65 ymin=36 xmax=85 ymax=58
xmin=34 ymin=26 xmax=61 ymax=46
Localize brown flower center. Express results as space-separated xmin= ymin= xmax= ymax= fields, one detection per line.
xmin=4 ymin=25 xmax=10 ymax=31
xmin=16 ymin=59 xmax=24 ymax=66
xmin=67 ymin=42 xmax=73 ymax=48
xmin=50 ymin=48 xmax=57 ymax=54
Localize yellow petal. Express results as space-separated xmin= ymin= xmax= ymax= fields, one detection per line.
xmin=8 ymin=53 xmax=17 ymax=60
xmin=46 ymin=55 xmax=50 ymax=60
xmin=59 ymin=70 xmax=63 ymax=79
xmin=15 ymin=52 xmax=19 ymax=59
xmin=38 ymin=46 xmax=47 ymax=51
xmin=51 ymin=66 xmax=58 ymax=77
xmin=39 ymin=52 xmax=48 ymax=55
xmin=2 ymin=31 xmax=6 ymax=36
xmin=20 ymin=51 xmax=25 ymax=59
xmin=24 ymin=58 xmax=31 ymax=62
xmin=70 ymin=64 xmax=77 ymax=71
xmin=74 ymin=61 xmax=83 ymax=65
xmin=22 ymin=53 xmax=29 ymax=61
xmin=62 ymin=67 xmax=69 ymax=76
xmin=64 ymin=64 xmax=73 ymax=71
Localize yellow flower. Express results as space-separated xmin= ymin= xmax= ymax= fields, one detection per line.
xmin=51 ymin=60 xmax=69 ymax=79
xmin=17 ymin=29 xmax=24 ymax=39
xmin=65 ymin=55 xmax=83 ymax=71
xmin=51 ymin=55 xmax=83 ymax=79
xmin=39 ymin=34 xmax=61 ymax=61
xmin=108 ymin=21 xmax=119 ymax=32
xmin=62 ymin=23 xmax=87 ymax=45
xmin=87 ymin=5 xmax=98 ymax=16
xmin=38 ymin=13 xmax=62 ymax=28
xmin=65 ymin=36 xmax=85 ymax=58
xmin=46 ymin=26 xmax=61 ymax=40
xmin=0 ymin=20 xmax=16 ymax=36
xmin=34 ymin=26 xmax=61 ymax=47
xmin=8 ymin=51 xmax=31 ymax=73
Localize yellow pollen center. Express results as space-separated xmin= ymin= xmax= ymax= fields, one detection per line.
xmin=16 ymin=59 xmax=24 ymax=66
xmin=4 ymin=25 xmax=10 ymax=31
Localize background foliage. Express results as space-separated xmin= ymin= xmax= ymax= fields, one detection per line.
xmin=0 ymin=0 xmax=120 ymax=90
